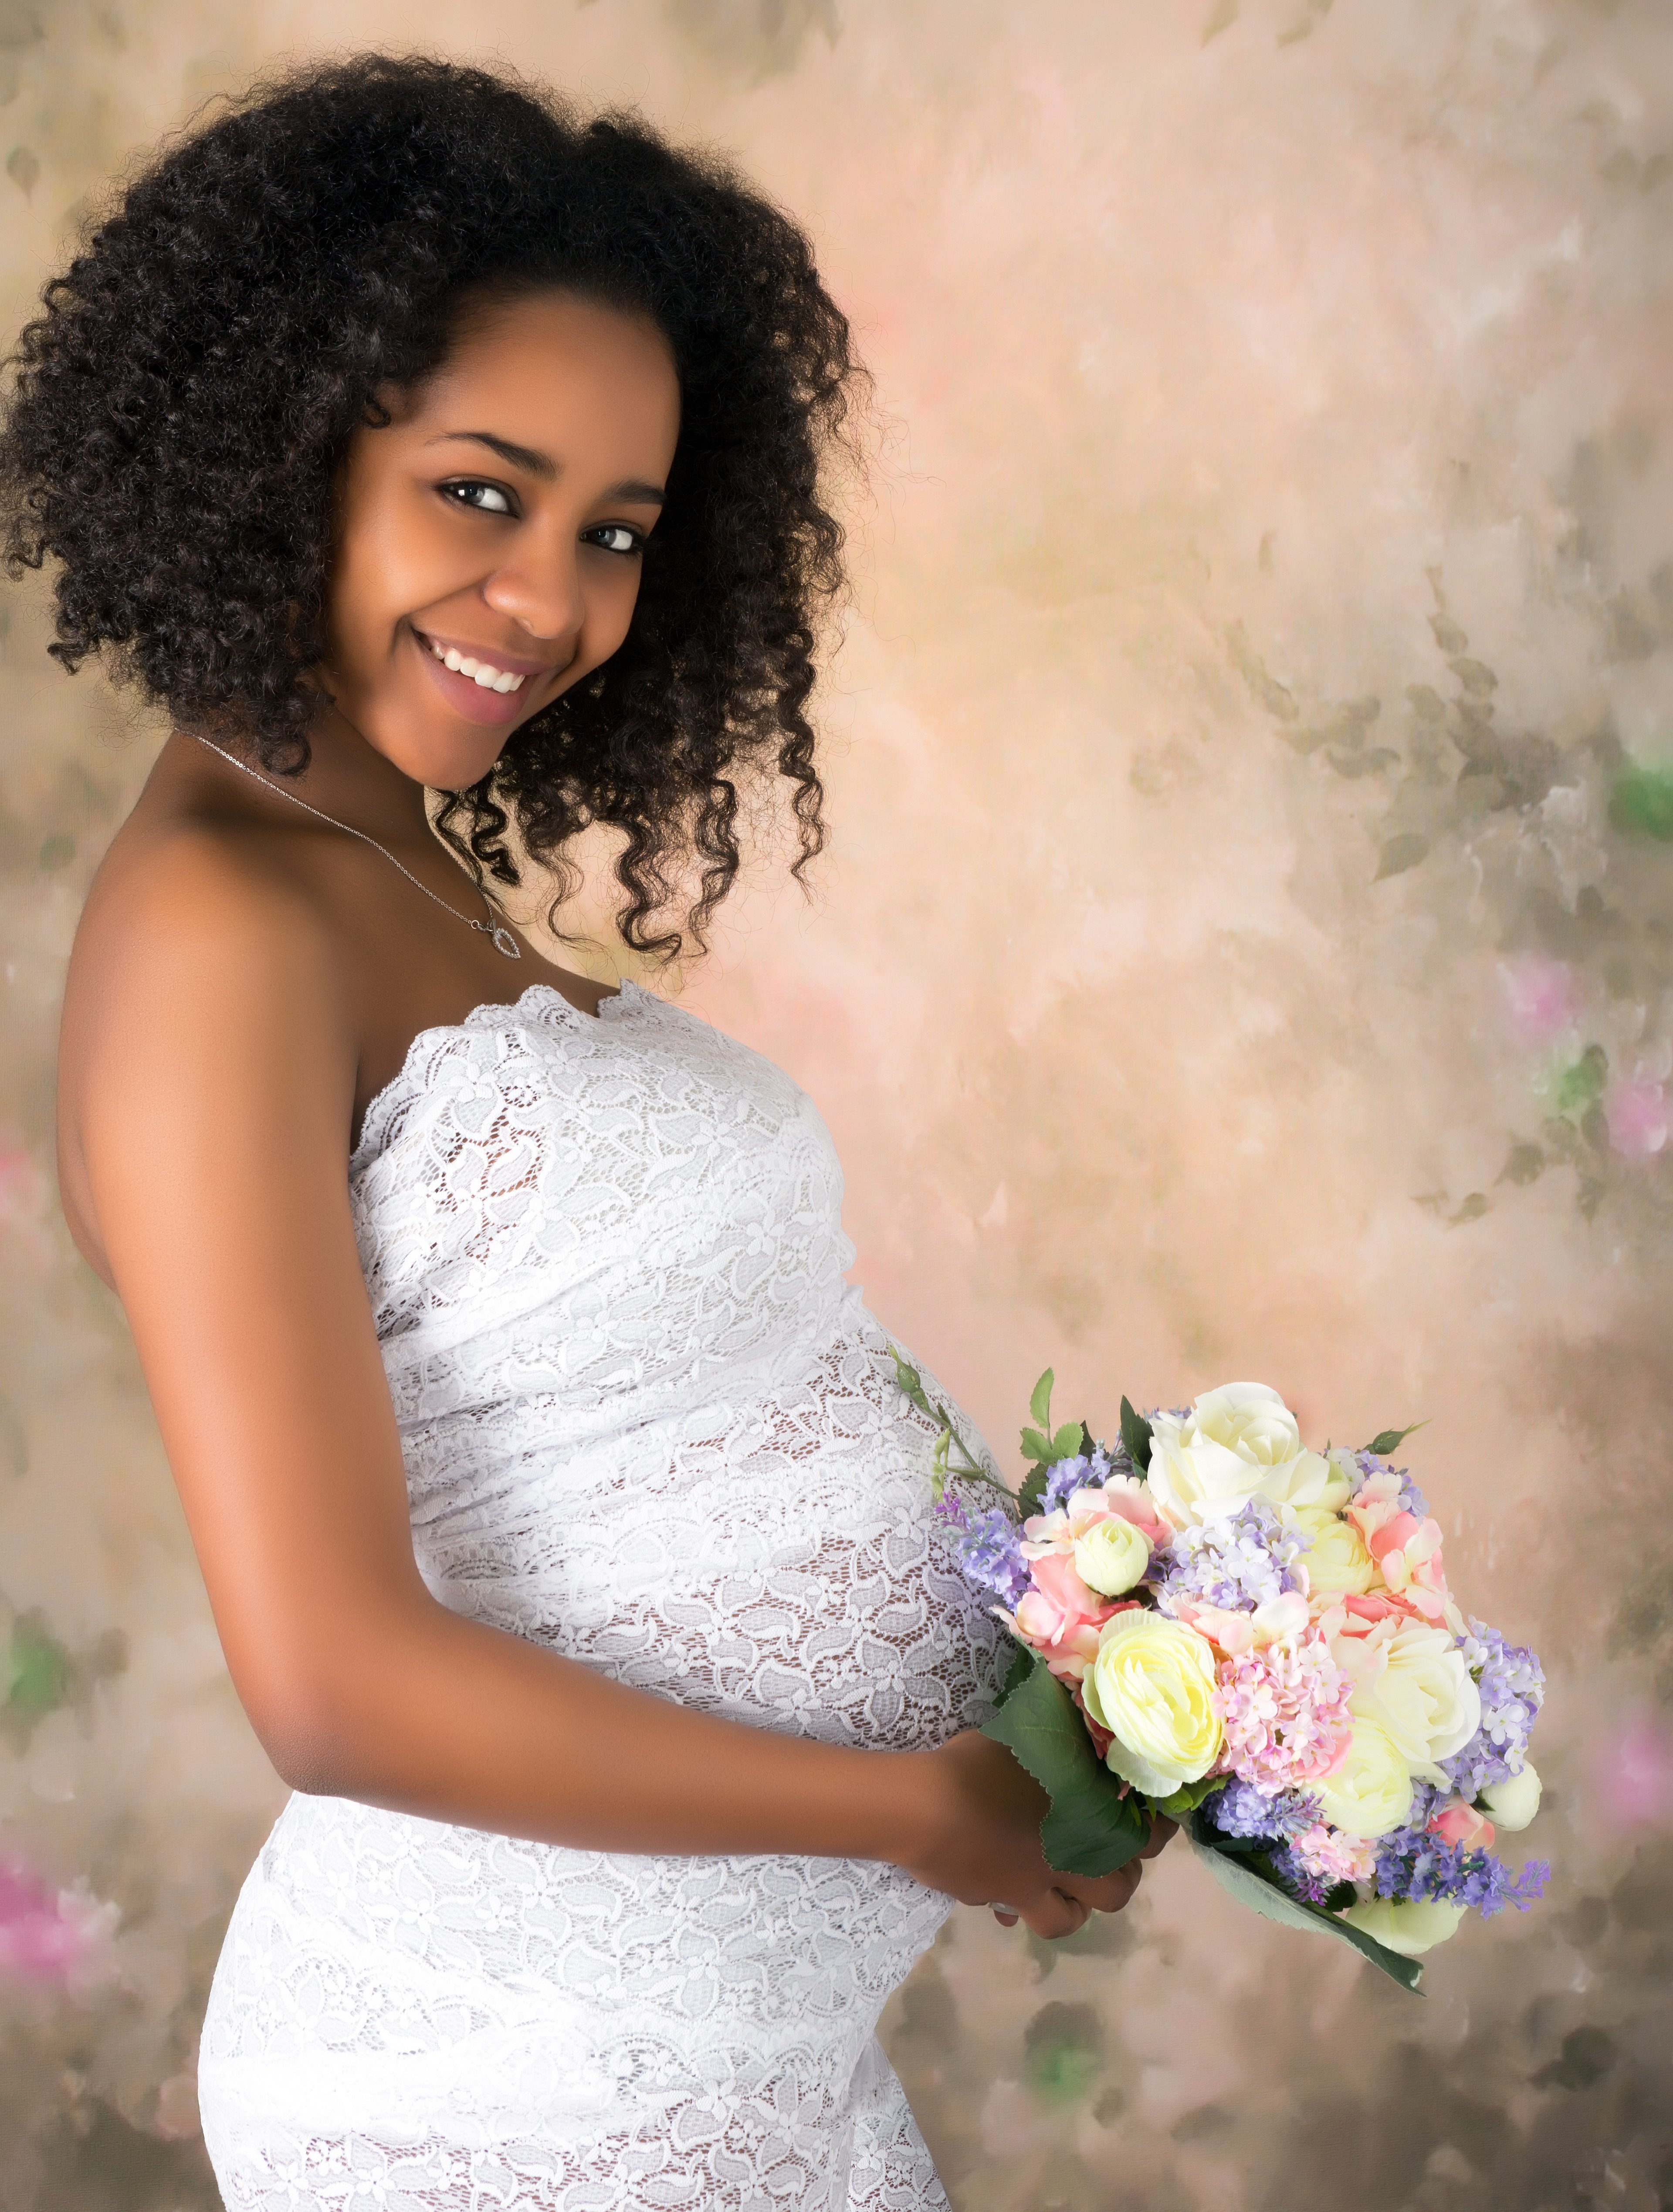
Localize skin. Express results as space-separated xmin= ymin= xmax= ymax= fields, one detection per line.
xmin=57 ymin=289 xmax=1168 ymax=1943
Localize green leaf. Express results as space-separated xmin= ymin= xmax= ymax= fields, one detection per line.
xmin=1609 ymin=762 xmax=1673 ymax=841
xmin=1029 ymin=1369 xmax=1055 ymax=1432
xmin=1119 ymin=1396 xmax=1153 ymax=1473
xmin=1185 ymin=1815 xmax=1424 ymax=1993
xmin=1016 ymin=1463 xmax=1049 ymax=1520
xmin=1051 ymin=1422 xmax=1087 ymax=1462
xmin=1553 ymin=1043 xmax=1609 ymax=1118
xmin=5 ymin=1618 xmax=71 ymax=1721
xmin=983 ymin=1652 xmax=1148 ymax=1878
xmin=999 ymin=1637 xmax=1036 ymax=1699
xmin=1154 ymin=1774 xmax=1228 ymax=1820
xmin=1019 ymin=1426 xmax=1053 ymax=1465
xmin=1363 ymin=1420 xmax=1429 ymax=1459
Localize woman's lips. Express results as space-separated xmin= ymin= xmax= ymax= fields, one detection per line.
xmin=411 ymin=628 xmax=550 ymax=727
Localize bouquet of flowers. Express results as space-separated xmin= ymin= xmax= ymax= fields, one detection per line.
xmin=893 ymin=1357 xmax=1548 ymax=1991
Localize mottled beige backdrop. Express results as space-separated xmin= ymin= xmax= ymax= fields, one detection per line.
xmin=3 ymin=2 xmax=1671 ymax=2207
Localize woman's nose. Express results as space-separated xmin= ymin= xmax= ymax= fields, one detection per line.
xmin=481 ymin=536 xmax=585 ymax=648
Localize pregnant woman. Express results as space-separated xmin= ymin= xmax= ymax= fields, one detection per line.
xmin=4 ymin=57 xmax=1161 ymax=2208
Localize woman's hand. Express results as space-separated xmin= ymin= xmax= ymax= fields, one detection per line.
xmin=897 ymin=1730 xmax=1177 ymax=1940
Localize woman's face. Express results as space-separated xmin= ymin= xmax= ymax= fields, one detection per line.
xmin=327 ymin=289 xmax=681 ymax=790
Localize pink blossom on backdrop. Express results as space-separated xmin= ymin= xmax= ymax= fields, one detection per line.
xmin=1603 ymin=1079 xmax=1670 ymax=1160
xmin=1498 ymin=956 xmax=1579 ymax=1047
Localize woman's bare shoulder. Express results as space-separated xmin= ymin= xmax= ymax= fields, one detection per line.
xmin=58 ymin=780 xmax=359 ymax=1272
xmin=78 ymin=767 xmax=335 ymax=958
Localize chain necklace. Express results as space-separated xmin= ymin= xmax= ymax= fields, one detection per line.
xmin=191 ymin=733 xmax=522 ymax=960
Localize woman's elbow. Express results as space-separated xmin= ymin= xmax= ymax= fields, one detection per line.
xmin=240 ymin=1664 xmax=391 ymax=1797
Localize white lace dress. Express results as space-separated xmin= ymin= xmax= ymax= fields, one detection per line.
xmin=198 ymin=981 xmax=1005 ymax=2211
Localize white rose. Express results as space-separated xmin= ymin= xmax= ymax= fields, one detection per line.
xmin=1314 ymin=1719 xmax=1414 ymax=1839
xmin=1081 ymin=1612 xmax=1223 ymax=1798
xmin=1072 ymin=1517 xmax=1151 ymax=1597
xmin=1479 ymin=1762 xmax=1541 ymax=1832
xmin=1145 ymin=1382 xmax=1338 ymax=1529
xmin=1337 ymin=1621 xmax=1481 ymax=1785
xmin=1338 ymin=1896 xmax=1466 ymax=1956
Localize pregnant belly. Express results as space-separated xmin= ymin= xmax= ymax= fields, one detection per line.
xmin=202 ymin=1791 xmax=955 ymax=2076
xmin=401 ymin=1316 xmax=1009 ymax=1754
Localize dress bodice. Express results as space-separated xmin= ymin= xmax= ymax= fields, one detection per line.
xmin=342 ymin=980 xmax=1001 ymax=1751
xmin=352 ymin=980 xmax=853 ymax=1439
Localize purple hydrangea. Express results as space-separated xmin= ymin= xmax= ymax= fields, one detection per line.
xmin=1039 ymin=1450 xmax=1095 ymax=1515
xmin=1205 ymin=1779 xmax=1320 ymax=1842
xmin=938 ymin=1496 xmax=1032 ymax=1608
xmin=1039 ymin=1446 xmax=1128 ymax=1517
xmin=1347 ymin=1449 xmax=1429 ymax=1520
xmin=1153 ymin=1497 xmax=1307 ymax=1613
xmin=1267 ymin=1847 xmax=1334 ymax=1905
xmin=1443 ymin=1620 xmax=1545 ymax=1798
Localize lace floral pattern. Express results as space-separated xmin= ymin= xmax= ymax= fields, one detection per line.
xmin=199 ymin=984 xmax=1005 ymax=2209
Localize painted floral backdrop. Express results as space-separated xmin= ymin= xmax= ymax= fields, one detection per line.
xmin=1 ymin=2 xmax=1670 ymax=2206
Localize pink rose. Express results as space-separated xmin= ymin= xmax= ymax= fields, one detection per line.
xmin=1339 ymin=1591 xmax=1419 ymax=1625
xmin=1346 ymin=1486 xmax=1455 ymax=1625
xmin=1010 ymin=1554 xmax=1135 ymax=1681
xmin=1021 ymin=1477 xmax=1171 ymax=1560
xmin=1427 ymin=1799 xmax=1495 ymax=1850
xmin=1093 ymin=1476 xmax=1173 ymax=1551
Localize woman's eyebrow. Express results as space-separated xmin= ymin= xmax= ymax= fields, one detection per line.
xmin=425 ymin=430 xmax=665 ymax=506
xmin=427 ymin=429 xmax=556 ymax=478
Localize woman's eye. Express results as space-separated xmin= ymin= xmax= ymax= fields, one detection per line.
xmin=587 ymin=524 xmax=641 ymax=556
xmin=441 ymin=479 xmax=515 ymax=517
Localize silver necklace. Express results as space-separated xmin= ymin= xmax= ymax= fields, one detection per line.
xmin=192 ymin=733 xmax=522 ymax=960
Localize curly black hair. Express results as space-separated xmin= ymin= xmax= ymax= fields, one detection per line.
xmin=0 ymin=54 xmax=864 ymax=955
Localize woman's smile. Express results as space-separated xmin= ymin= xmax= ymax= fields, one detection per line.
xmin=408 ymin=622 xmax=568 ymax=727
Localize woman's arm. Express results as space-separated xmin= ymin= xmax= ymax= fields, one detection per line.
xmin=62 ymin=834 xmax=1156 ymax=1934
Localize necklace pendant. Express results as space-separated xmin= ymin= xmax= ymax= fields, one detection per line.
xmin=490 ymin=924 xmax=522 ymax=960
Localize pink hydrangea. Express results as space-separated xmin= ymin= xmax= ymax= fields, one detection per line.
xmin=1216 ymin=1628 xmax=1354 ymax=1795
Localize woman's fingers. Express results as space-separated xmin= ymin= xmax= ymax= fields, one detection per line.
xmin=1022 ymin=1887 xmax=1091 ymax=1941
xmin=1019 ymin=1856 xmax=1143 ymax=1940
xmin=1139 ymin=1814 xmax=1178 ymax=1860
xmin=1063 ymin=1859 xmax=1143 ymax=1915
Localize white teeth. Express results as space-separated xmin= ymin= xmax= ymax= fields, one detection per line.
xmin=427 ymin=637 xmax=526 ymax=694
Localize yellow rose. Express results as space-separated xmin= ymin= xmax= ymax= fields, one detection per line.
xmin=1314 ymin=1719 xmax=1414 ymax=1839
xmin=1338 ymin=1896 xmax=1466 ymax=1956
xmin=1082 ymin=1612 xmax=1223 ymax=1798
xmin=1294 ymin=1506 xmax=1378 ymax=1600
xmin=1072 ymin=1518 xmax=1151 ymax=1597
